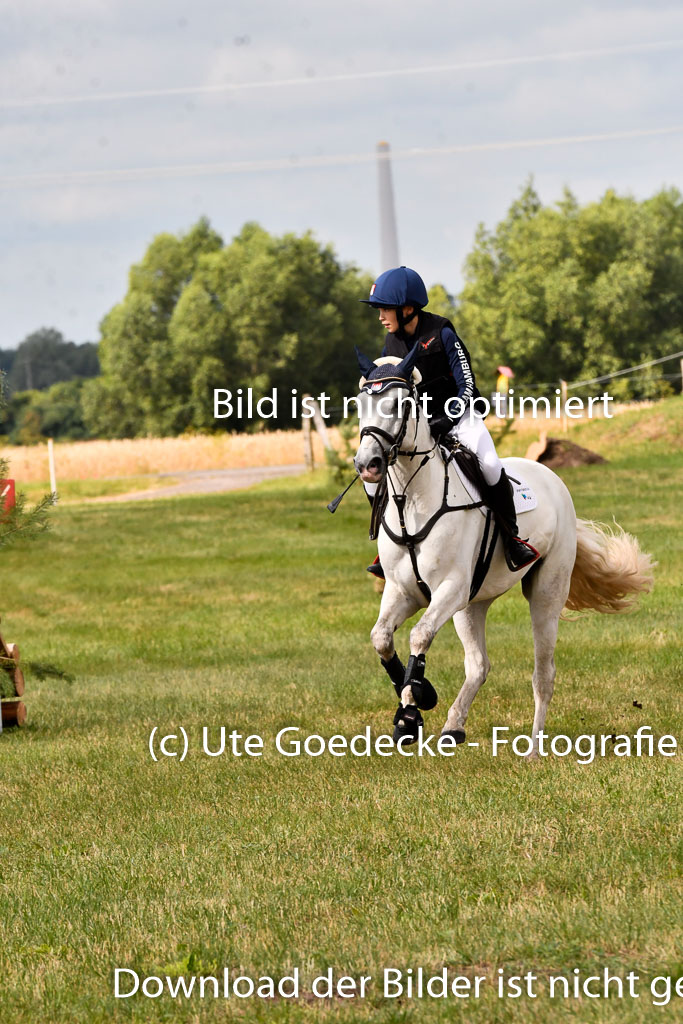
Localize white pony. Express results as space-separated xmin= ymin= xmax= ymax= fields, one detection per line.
xmin=352 ymin=351 xmax=654 ymax=754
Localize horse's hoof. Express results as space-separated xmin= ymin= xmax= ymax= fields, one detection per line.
xmin=410 ymin=676 xmax=438 ymax=711
xmin=392 ymin=704 xmax=423 ymax=745
xmin=440 ymin=728 xmax=466 ymax=746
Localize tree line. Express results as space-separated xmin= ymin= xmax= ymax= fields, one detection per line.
xmin=1 ymin=183 xmax=681 ymax=443
xmin=0 ymin=329 xmax=99 ymax=444
xmin=457 ymin=182 xmax=683 ymax=400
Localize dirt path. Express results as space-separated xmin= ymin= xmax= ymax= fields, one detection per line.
xmin=88 ymin=464 xmax=307 ymax=502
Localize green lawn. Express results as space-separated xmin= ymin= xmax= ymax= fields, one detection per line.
xmin=0 ymin=417 xmax=681 ymax=1022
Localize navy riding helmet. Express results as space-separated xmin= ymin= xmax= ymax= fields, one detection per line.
xmin=360 ymin=266 xmax=429 ymax=310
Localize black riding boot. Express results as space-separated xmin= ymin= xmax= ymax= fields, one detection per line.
xmin=487 ymin=470 xmax=540 ymax=572
xmin=367 ymin=555 xmax=385 ymax=579
xmin=365 ymin=488 xmax=385 ymax=578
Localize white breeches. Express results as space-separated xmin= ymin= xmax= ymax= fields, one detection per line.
xmin=448 ymin=412 xmax=502 ymax=487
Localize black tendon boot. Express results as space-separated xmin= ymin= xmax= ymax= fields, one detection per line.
xmin=487 ymin=470 xmax=540 ymax=572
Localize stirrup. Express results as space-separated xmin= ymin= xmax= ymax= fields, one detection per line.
xmin=367 ymin=555 xmax=385 ymax=579
xmin=504 ymin=537 xmax=540 ymax=572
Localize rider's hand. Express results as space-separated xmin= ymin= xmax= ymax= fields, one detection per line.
xmin=428 ymin=414 xmax=454 ymax=439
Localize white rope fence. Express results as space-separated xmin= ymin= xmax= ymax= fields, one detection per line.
xmin=566 ymin=349 xmax=683 ymax=390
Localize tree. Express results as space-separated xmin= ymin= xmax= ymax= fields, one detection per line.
xmin=83 ymin=217 xmax=224 ymax=438
xmin=170 ymin=223 xmax=379 ymax=431
xmin=7 ymin=329 xmax=99 ymax=392
xmin=0 ymin=350 xmax=15 ymax=375
xmin=0 ymin=380 xmax=91 ymax=444
xmin=457 ymin=181 xmax=683 ymax=396
xmin=427 ymin=283 xmax=458 ymax=323
xmin=85 ymin=218 xmax=381 ymax=437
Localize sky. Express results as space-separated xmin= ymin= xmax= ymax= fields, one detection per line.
xmin=2 ymin=0 xmax=683 ymax=348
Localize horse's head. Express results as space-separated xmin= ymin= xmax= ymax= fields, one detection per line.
xmin=353 ymin=342 xmax=422 ymax=484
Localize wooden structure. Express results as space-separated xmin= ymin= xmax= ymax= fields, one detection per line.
xmin=0 ymin=624 xmax=26 ymax=730
xmin=301 ymin=394 xmax=334 ymax=471
xmin=301 ymin=396 xmax=315 ymax=471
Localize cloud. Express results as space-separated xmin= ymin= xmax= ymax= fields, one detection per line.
xmin=2 ymin=0 xmax=683 ymax=346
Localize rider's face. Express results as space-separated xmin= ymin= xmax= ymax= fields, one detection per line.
xmin=377 ymin=306 xmax=414 ymax=332
xmin=377 ymin=308 xmax=398 ymax=332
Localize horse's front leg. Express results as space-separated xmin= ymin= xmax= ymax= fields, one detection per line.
xmin=398 ymin=578 xmax=471 ymax=745
xmin=371 ymin=580 xmax=418 ymax=687
xmin=370 ymin=582 xmax=434 ymax=744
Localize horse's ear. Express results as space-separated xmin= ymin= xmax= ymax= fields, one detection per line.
xmin=395 ymin=339 xmax=421 ymax=380
xmin=355 ymin=347 xmax=377 ymax=378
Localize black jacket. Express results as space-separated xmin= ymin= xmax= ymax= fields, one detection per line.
xmin=382 ymin=311 xmax=483 ymax=421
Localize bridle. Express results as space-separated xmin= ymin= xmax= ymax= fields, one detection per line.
xmin=358 ymin=379 xmax=434 ymax=469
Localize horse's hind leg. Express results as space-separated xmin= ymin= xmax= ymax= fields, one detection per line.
xmin=524 ymin=556 xmax=572 ymax=756
xmin=441 ymin=599 xmax=493 ymax=743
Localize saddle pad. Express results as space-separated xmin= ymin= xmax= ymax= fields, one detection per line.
xmin=451 ymin=459 xmax=538 ymax=516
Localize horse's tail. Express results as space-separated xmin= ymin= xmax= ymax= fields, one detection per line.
xmin=564 ymin=519 xmax=655 ymax=615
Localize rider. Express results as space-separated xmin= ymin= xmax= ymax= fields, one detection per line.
xmin=359 ymin=265 xmax=539 ymax=577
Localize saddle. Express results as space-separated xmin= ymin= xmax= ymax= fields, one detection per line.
xmin=426 ymin=417 xmax=491 ymax=495
xmin=441 ymin=435 xmax=538 ymax=517
xmin=440 ymin=436 xmax=490 ymax=498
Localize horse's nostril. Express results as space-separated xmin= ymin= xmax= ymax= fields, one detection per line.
xmin=368 ymin=458 xmax=382 ymax=473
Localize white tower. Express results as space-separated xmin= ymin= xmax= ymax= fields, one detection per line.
xmin=377 ymin=141 xmax=399 ymax=269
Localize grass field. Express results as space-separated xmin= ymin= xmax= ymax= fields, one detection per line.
xmin=0 ymin=403 xmax=681 ymax=1022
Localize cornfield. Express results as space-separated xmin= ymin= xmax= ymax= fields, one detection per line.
xmin=0 ymin=430 xmax=340 ymax=483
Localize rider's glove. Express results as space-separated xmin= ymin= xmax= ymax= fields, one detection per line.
xmin=428 ymin=414 xmax=454 ymax=440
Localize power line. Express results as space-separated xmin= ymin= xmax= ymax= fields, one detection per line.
xmin=2 ymin=38 xmax=683 ymax=111
xmin=2 ymin=124 xmax=683 ymax=191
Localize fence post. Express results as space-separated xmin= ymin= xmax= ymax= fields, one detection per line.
xmin=47 ymin=438 xmax=58 ymax=500
xmin=301 ymin=396 xmax=315 ymax=471
xmin=311 ymin=399 xmax=333 ymax=451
